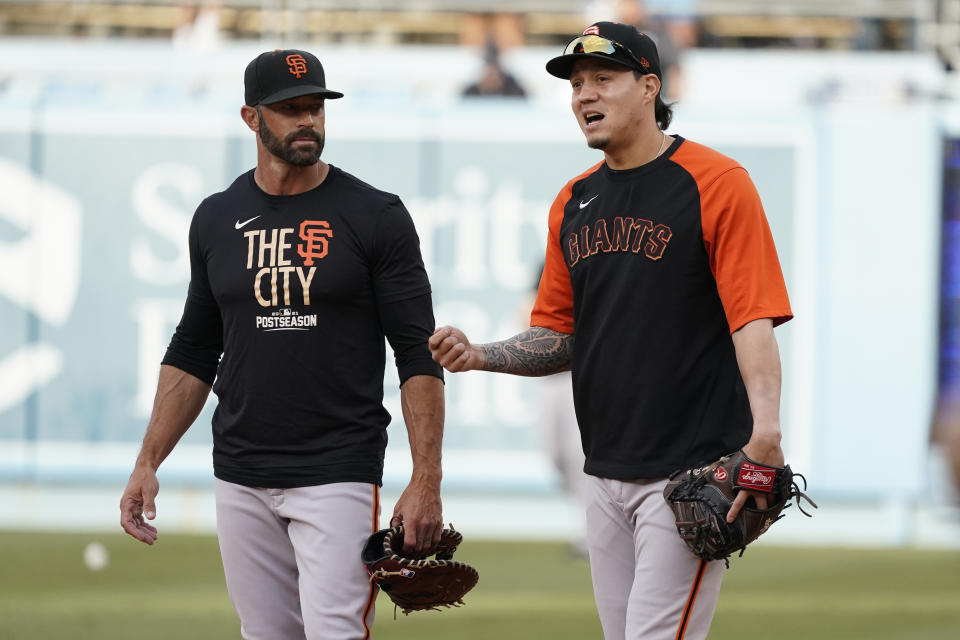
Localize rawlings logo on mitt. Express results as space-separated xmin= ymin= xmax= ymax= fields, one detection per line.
xmin=663 ymin=450 xmax=817 ymax=565
xmin=361 ymin=524 xmax=479 ymax=615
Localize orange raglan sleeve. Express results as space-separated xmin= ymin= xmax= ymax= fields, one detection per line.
xmin=700 ymin=166 xmax=793 ymax=333
xmin=530 ymin=183 xmax=576 ymax=334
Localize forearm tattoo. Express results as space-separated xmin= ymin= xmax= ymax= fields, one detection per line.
xmin=478 ymin=327 xmax=574 ymax=376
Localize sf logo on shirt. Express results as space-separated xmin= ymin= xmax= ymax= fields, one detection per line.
xmin=243 ymin=220 xmax=332 ymax=307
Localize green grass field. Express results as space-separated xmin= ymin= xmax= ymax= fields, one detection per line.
xmin=1 ymin=531 xmax=958 ymax=639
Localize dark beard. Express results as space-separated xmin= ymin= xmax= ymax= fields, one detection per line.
xmin=258 ymin=116 xmax=324 ymax=166
xmin=587 ymin=136 xmax=609 ymax=150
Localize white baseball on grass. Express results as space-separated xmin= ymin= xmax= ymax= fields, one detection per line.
xmin=83 ymin=541 xmax=109 ymax=571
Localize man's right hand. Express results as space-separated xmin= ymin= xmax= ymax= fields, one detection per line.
xmin=119 ymin=466 xmax=160 ymax=545
xmin=429 ymin=326 xmax=481 ymax=372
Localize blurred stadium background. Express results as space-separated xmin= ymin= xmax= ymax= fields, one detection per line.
xmin=2 ymin=0 xmax=960 ymax=603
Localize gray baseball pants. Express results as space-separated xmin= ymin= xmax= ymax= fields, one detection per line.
xmin=215 ymin=479 xmax=380 ymax=640
xmin=585 ymin=476 xmax=726 ymax=639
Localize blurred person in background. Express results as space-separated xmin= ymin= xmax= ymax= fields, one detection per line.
xmin=525 ymin=263 xmax=587 ymax=556
xmin=933 ymin=387 xmax=960 ymax=494
xmin=119 ymin=49 xmax=446 ymax=640
xmin=642 ymin=0 xmax=700 ymax=49
xmin=431 ymin=21 xmax=792 ymax=640
xmin=949 ymin=419 xmax=960 ymax=492
xmin=462 ymin=39 xmax=528 ymax=98
xmin=932 ymin=140 xmax=960 ymax=497
xmin=614 ymin=0 xmax=684 ymax=99
xmin=172 ymin=0 xmax=222 ymax=52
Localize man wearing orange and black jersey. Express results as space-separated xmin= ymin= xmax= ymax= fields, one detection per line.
xmin=430 ymin=21 xmax=792 ymax=640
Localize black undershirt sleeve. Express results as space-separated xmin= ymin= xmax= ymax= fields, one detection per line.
xmin=378 ymin=292 xmax=444 ymax=387
xmin=161 ymin=211 xmax=223 ymax=385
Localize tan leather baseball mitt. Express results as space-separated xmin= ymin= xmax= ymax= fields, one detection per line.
xmin=361 ymin=524 xmax=479 ymax=615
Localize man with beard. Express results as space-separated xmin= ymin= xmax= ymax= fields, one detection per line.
xmin=120 ymin=49 xmax=446 ymax=640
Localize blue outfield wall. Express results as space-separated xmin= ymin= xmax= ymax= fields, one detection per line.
xmin=0 ymin=39 xmax=952 ymax=506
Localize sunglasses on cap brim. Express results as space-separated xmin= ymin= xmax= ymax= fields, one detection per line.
xmin=563 ymin=35 xmax=645 ymax=71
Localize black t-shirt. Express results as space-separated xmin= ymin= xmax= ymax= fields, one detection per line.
xmin=162 ymin=166 xmax=442 ymax=488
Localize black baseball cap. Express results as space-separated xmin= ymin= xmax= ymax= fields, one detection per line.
xmin=546 ymin=22 xmax=661 ymax=80
xmin=244 ymin=49 xmax=343 ymax=106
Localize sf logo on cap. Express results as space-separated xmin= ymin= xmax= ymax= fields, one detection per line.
xmin=286 ymin=54 xmax=308 ymax=78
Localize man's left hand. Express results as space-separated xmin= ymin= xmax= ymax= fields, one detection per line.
xmin=726 ymin=436 xmax=784 ymax=522
xmin=390 ymin=478 xmax=443 ymax=555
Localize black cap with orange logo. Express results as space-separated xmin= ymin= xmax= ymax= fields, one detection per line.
xmin=546 ymin=22 xmax=661 ymax=80
xmin=244 ymin=49 xmax=344 ymax=106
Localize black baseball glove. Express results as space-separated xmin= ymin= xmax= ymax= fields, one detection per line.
xmin=361 ymin=524 xmax=479 ymax=615
xmin=663 ymin=450 xmax=816 ymax=565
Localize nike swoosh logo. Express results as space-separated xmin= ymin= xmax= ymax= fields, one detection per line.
xmin=579 ymin=195 xmax=599 ymax=209
xmin=235 ymin=215 xmax=261 ymax=230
